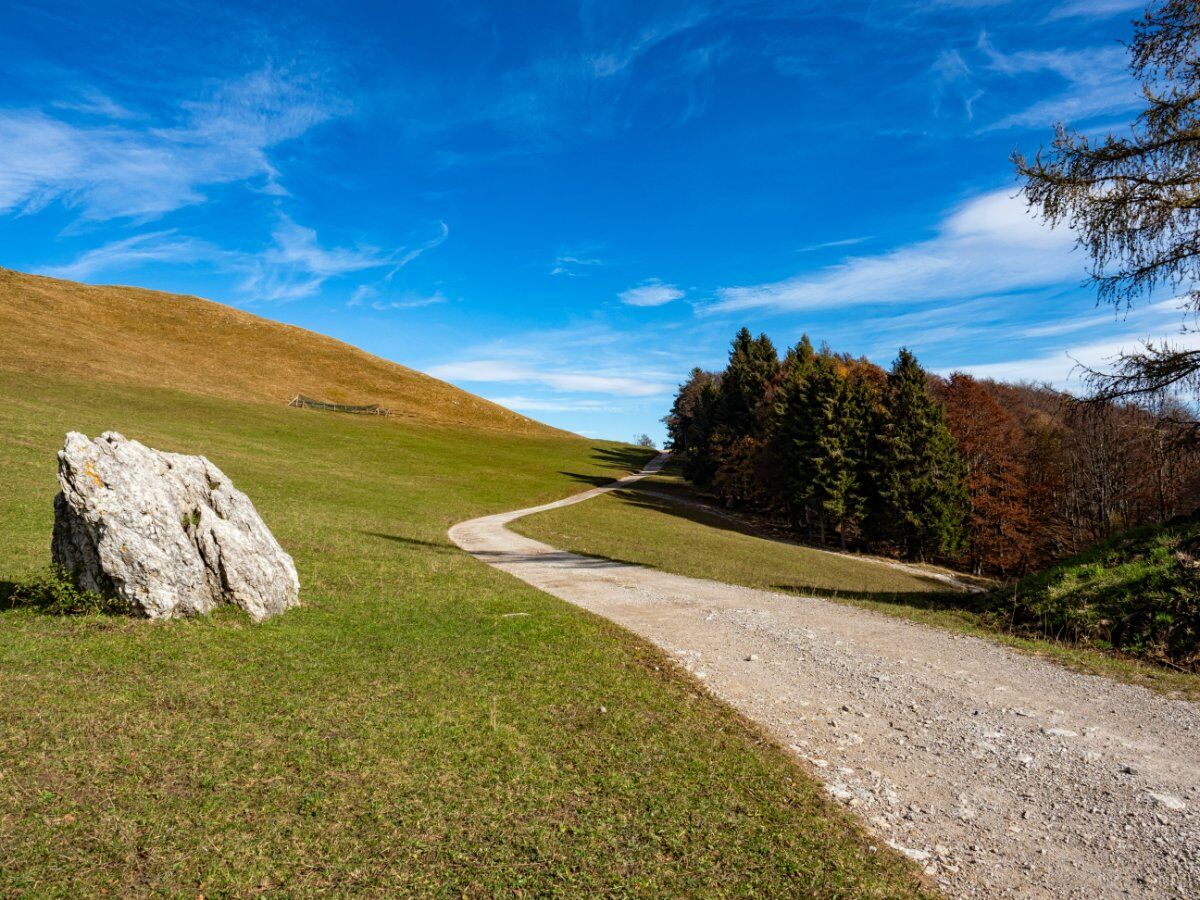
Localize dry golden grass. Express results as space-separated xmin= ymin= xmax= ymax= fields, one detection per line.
xmin=0 ymin=266 xmax=554 ymax=433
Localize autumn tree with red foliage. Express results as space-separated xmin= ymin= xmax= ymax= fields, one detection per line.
xmin=941 ymin=374 xmax=1036 ymax=575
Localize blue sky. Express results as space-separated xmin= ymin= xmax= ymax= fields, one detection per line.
xmin=0 ymin=0 xmax=1185 ymax=442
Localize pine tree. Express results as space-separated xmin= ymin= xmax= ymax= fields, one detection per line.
xmin=814 ymin=363 xmax=873 ymax=549
xmin=801 ymin=349 xmax=843 ymax=544
xmin=770 ymin=342 xmax=874 ymax=545
xmin=869 ymin=349 xmax=969 ymax=561
xmin=754 ymin=334 xmax=816 ymax=506
xmin=772 ymin=335 xmax=821 ymax=530
xmin=664 ymin=368 xmax=723 ymax=484
xmin=718 ymin=327 xmax=779 ymax=438
xmin=709 ymin=328 xmax=779 ymax=507
xmin=781 ymin=333 xmax=816 ymax=380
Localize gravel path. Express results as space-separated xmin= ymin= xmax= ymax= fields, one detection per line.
xmin=448 ymin=454 xmax=1200 ymax=898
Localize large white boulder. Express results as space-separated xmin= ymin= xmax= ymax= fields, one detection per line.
xmin=51 ymin=431 xmax=299 ymax=621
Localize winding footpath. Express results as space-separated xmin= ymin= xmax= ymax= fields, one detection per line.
xmin=449 ymin=454 xmax=1200 ymax=898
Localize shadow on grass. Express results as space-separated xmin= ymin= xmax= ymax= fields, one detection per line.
xmin=360 ymin=531 xmax=453 ymax=552
xmin=555 ymin=447 xmax=659 ymax=490
xmin=557 ymin=471 xmax=622 ymax=488
xmin=769 ymin=582 xmax=974 ymax=608
xmin=589 ymin=444 xmax=656 ymax=472
xmin=469 ymin=548 xmax=627 ymax=569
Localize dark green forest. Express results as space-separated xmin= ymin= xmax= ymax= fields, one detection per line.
xmin=667 ymin=328 xmax=1200 ymax=575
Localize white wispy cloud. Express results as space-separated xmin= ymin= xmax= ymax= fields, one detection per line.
xmin=39 ymin=231 xmax=233 ymax=280
xmin=924 ymin=0 xmax=1011 ymax=7
xmin=425 ymin=319 xmax=699 ymax=401
xmin=1017 ymin=297 xmax=1189 ymax=338
xmin=371 ymin=292 xmax=449 ymax=311
xmin=978 ymin=35 xmax=1138 ymax=130
xmin=709 ymin=189 xmax=1079 ymax=314
xmin=239 ymin=217 xmax=445 ymax=302
xmin=1047 ymin=0 xmax=1143 ymax=21
xmin=0 ymin=66 xmax=343 ymax=221
xmin=347 ymin=284 xmax=374 ymax=307
xmin=1017 ymin=313 xmax=1117 ymax=339
xmin=40 ymin=215 xmax=446 ymax=303
xmin=414 ymin=6 xmax=725 ymax=154
xmin=348 ymin=283 xmax=449 ymax=310
xmin=587 ymin=11 xmax=712 ymax=79
xmin=387 ymin=221 xmax=450 ymax=275
xmin=796 ymin=236 xmax=871 ymax=253
xmin=619 ymin=279 xmax=685 ymax=307
xmin=943 ymin=298 xmax=1196 ymax=386
xmin=842 ymin=297 xmax=1012 ymax=358
xmin=948 ymin=333 xmax=1200 ymax=387
xmin=486 ymin=395 xmax=620 ymax=413
xmin=931 ymin=47 xmax=984 ymax=121
xmin=427 ymin=359 xmax=672 ymax=397
xmin=550 ymin=251 xmax=604 ymax=276
xmin=50 ymin=89 xmax=136 ymax=120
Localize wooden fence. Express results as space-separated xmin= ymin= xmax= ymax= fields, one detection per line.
xmin=288 ymin=395 xmax=390 ymax=416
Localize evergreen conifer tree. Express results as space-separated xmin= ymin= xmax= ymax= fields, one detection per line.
xmin=709 ymin=329 xmax=779 ymax=506
xmin=718 ymin=327 xmax=780 ymax=438
xmin=870 ymin=349 xmax=969 ymax=561
xmin=811 ymin=361 xmax=873 ymax=549
xmin=772 ymin=335 xmax=821 ymax=530
xmin=781 ymin=333 xmax=816 ymax=379
xmin=664 ymin=368 xmax=723 ymax=484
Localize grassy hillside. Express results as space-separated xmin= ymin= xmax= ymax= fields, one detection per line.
xmin=978 ymin=517 xmax=1200 ymax=670
xmin=514 ymin=467 xmax=1200 ymax=701
xmin=0 ymin=274 xmax=927 ymax=896
xmin=0 ymin=266 xmax=546 ymax=432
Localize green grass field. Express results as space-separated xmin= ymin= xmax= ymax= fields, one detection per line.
xmin=514 ymin=468 xmax=1200 ymax=702
xmin=0 ymin=370 xmax=929 ymax=897
xmin=514 ymin=476 xmax=961 ymax=600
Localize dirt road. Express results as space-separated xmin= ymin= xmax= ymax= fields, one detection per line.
xmin=448 ymin=454 xmax=1200 ymax=898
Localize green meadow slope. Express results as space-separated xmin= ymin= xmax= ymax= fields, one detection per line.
xmin=0 ymin=273 xmax=927 ymax=896
xmin=983 ymin=517 xmax=1200 ymax=672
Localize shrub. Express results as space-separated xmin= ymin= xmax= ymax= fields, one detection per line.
xmin=0 ymin=566 xmax=134 ymax=616
xmin=978 ymin=519 xmax=1200 ymax=669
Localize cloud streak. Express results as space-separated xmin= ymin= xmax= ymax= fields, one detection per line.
xmin=1047 ymin=0 xmax=1143 ymax=21
xmin=550 ymin=250 xmax=605 ymax=276
xmin=796 ymin=236 xmax=871 ymax=253
xmin=619 ymin=279 xmax=685 ymax=307
xmin=709 ymin=189 xmax=1080 ymax=314
xmin=39 ymin=231 xmax=233 ymax=280
xmin=0 ymin=66 xmax=343 ymax=221
xmin=427 ymin=358 xmax=672 ymax=397
xmin=948 ymin=333 xmax=1200 ymax=388
xmin=943 ymin=298 xmax=1196 ymax=386
xmin=978 ymin=35 xmax=1138 ymax=131
xmin=40 ymin=216 xmax=447 ymax=303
